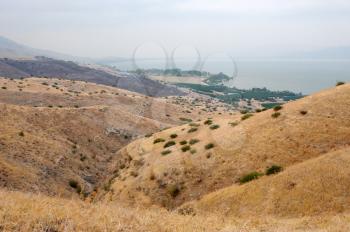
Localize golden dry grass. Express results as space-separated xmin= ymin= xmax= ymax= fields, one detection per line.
xmin=1 ymin=189 xmax=350 ymax=232
xmin=185 ymin=148 xmax=350 ymax=217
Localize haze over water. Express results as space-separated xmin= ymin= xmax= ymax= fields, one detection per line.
xmin=112 ymin=58 xmax=350 ymax=95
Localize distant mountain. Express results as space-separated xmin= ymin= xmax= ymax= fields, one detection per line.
xmin=0 ymin=57 xmax=184 ymax=97
xmin=0 ymin=36 xmax=79 ymax=60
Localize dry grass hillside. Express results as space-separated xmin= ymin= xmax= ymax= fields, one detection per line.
xmin=0 ymin=77 xmax=222 ymax=198
xmin=183 ymin=148 xmax=350 ymax=218
xmin=1 ymin=189 xmax=350 ymax=232
xmin=102 ymin=84 xmax=350 ymax=208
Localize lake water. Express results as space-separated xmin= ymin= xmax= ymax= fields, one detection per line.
xmin=111 ymin=59 xmax=350 ymax=95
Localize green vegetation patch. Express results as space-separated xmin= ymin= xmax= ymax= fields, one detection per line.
xmin=188 ymin=127 xmax=198 ymax=133
xmin=164 ymin=141 xmax=176 ymax=148
xmin=271 ymin=112 xmax=281 ymax=118
xmin=205 ymin=143 xmax=215 ymax=150
xmin=266 ymin=165 xmax=283 ymax=175
xmin=189 ymin=139 xmax=200 ymax=145
xmin=210 ymin=124 xmax=220 ymax=130
xmin=161 ymin=150 xmax=172 ymax=156
xmin=241 ymin=113 xmax=253 ymax=121
xmin=153 ymin=138 xmax=165 ymax=144
xmin=239 ymin=172 xmax=263 ymax=184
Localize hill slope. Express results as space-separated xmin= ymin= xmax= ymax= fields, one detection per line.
xmin=183 ymin=147 xmax=350 ymax=217
xmin=101 ymin=84 xmax=350 ymax=208
xmin=0 ymin=57 xmax=184 ymax=97
xmin=0 ymin=77 xmax=204 ymax=197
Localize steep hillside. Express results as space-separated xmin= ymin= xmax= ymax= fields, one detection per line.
xmin=0 ymin=77 xmax=208 ymax=197
xmin=101 ymin=84 xmax=350 ymax=208
xmin=0 ymin=57 xmax=184 ymax=96
xmin=182 ymin=148 xmax=350 ymax=217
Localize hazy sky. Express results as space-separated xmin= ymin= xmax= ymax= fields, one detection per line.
xmin=1 ymin=0 xmax=350 ymax=58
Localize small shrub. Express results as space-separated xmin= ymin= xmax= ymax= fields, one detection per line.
xmin=273 ymin=105 xmax=283 ymax=111
xmin=189 ymin=139 xmax=200 ymax=145
xmin=239 ymin=172 xmax=263 ymax=184
xmin=179 ymin=140 xmax=187 ymax=145
xmin=167 ymin=184 xmax=180 ymax=198
xmin=240 ymin=110 xmax=248 ymax=114
xmin=210 ymin=124 xmax=220 ymax=130
xmin=241 ymin=113 xmax=253 ymax=121
xmin=266 ymin=165 xmax=283 ymax=175
xmin=190 ymin=149 xmax=197 ymax=154
xmin=74 ymin=105 xmax=79 ymax=108
xmin=204 ymin=119 xmax=213 ymax=125
xmin=336 ymin=81 xmax=345 ymax=86
xmin=161 ymin=150 xmax=172 ymax=156
xmin=179 ymin=117 xmax=192 ymax=122
xmin=300 ymin=110 xmax=308 ymax=115
xmin=229 ymin=122 xmax=239 ymax=127
xmin=164 ymin=141 xmax=176 ymax=148
xmin=18 ymin=131 xmax=24 ymax=137
xmin=205 ymin=143 xmax=214 ymax=150
xmin=153 ymin=138 xmax=165 ymax=144
xmin=145 ymin=133 xmax=153 ymax=138
xmin=255 ymin=109 xmax=262 ymax=113
xmin=181 ymin=145 xmax=191 ymax=152
xmin=189 ymin=123 xmax=200 ymax=127
xmin=69 ymin=180 xmax=79 ymax=189
xmin=170 ymin=134 xmax=178 ymax=139
xmin=188 ymin=127 xmax=198 ymax=133
xmin=271 ymin=112 xmax=281 ymax=118
xmin=1 ymin=86 xmax=7 ymax=90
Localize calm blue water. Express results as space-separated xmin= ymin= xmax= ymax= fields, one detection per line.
xmin=111 ymin=59 xmax=350 ymax=95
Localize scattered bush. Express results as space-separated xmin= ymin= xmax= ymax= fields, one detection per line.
xmin=181 ymin=145 xmax=191 ymax=152
xmin=239 ymin=172 xmax=263 ymax=184
xmin=167 ymin=184 xmax=180 ymax=198
xmin=271 ymin=112 xmax=281 ymax=118
xmin=210 ymin=124 xmax=220 ymax=130
xmin=190 ymin=149 xmax=197 ymax=154
xmin=189 ymin=123 xmax=200 ymax=127
xmin=1 ymin=86 xmax=7 ymax=90
xmin=205 ymin=143 xmax=215 ymax=150
xmin=153 ymin=138 xmax=165 ymax=144
xmin=273 ymin=105 xmax=283 ymax=111
xmin=188 ymin=127 xmax=198 ymax=133
xmin=145 ymin=133 xmax=153 ymax=138
xmin=170 ymin=134 xmax=178 ymax=139
xmin=241 ymin=113 xmax=253 ymax=121
xmin=229 ymin=122 xmax=239 ymax=127
xmin=18 ymin=131 xmax=24 ymax=137
xmin=266 ymin=165 xmax=283 ymax=175
xmin=161 ymin=150 xmax=172 ymax=156
xmin=255 ymin=109 xmax=262 ymax=113
xmin=300 ymin=110 xmax=308 ymax=115
xmin=336 ymin=81 xmax=345 ymax=86
xmin=69 ymin=180 xmax=81 ymax=193
xmin=189 ymin=139 xmax=199 ymax=145
xmin=164 ymin=141 xmax=176 ymax=148
xmin=179 ymin=140 xmax=187 ymax=145
xmin=240 ymin=110 xmax=248 ymax=114
xmin=179 ymin=117 xmax=192 ymax=122
xmin=69 ymin=180 xmax=78 ymax=188
xmin=204 ymin=119 xmax=213 ymax=125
